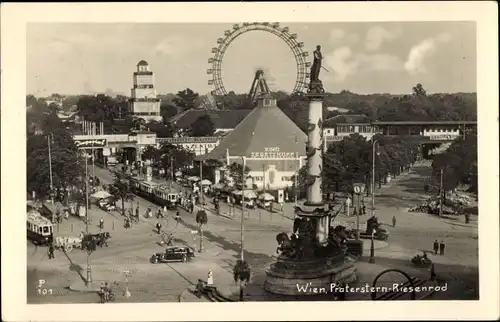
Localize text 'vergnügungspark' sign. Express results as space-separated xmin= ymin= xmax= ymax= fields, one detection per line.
xmin=249 ymin=147 xmax=298 ymax=159
xmin=75 ymin=139 xmax=107 ymax=149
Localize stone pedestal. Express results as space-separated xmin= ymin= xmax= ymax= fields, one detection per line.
xmin=264 ymin=255 xmax=357 ymax=295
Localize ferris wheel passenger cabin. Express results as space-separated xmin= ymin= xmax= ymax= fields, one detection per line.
xmin=27 ymin=211 xmax=54 ymax=246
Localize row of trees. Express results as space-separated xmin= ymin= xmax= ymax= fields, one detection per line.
xmin=432 ymin=134 xmax=478 ymax=195
xmin=27 ymin=97 xmax=84 ymax=199
xmin=140 ymin=143 xmax=196 ymax=179
xmin=292 ymin=133 xmax=421 ymax=196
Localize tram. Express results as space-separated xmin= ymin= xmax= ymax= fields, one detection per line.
xmin=130 ymin=177 xmax=179 ymax=209
xmin=27 ymin=210 xmax=54 ymax=245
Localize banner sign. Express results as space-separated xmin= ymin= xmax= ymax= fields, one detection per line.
xmin=75 ymin=139 xmax=107 ymax=149
xmin=249 ymin=147 xmax=298 ymax=159
xmin=428 ymin=134 xmax=458 ymax=141
xmin=325 ymin=135 xmax=345 ymax=142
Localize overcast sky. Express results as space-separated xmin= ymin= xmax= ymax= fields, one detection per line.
xmin=27 ymin=22 xmax=476 ymax=96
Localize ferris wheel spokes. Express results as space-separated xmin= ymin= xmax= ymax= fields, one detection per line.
xmin=207 ymin=22 xmax=310 ymax=96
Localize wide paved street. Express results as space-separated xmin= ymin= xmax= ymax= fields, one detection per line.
xmin=27 ymin=161 xmax=478 ymax=303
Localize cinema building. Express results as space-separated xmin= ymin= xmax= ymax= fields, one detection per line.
xmin=199 ymin=93 xmax=307 ymax=192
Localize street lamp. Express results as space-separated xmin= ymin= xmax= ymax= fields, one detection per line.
xmin=371 ymin=139 xmax=380 ymax=216
xmin=239 ymin=156 xmax=246 ymax=261
xmin=123 ymin=269 xmax=131 ymax=298
xmin=369 ymin=230 xmax=375 ymax=263
xmin=47 ymin=133 xmax=54 ymax=204
xmin=199 ymin=160 xmax=204 ymax=206
xmin=84 ymin=151 xmax=92 ymax=287
xmin=353 ymin=183 xmax=366 ymax=240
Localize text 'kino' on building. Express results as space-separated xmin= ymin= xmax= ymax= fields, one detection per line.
xmin=197 ymin=92 xmax=307 ymax=193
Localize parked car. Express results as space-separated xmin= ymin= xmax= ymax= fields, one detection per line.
xmin=149 ymin=245 xmax=195 ymax=263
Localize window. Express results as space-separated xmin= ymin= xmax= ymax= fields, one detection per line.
xmin=254 ymin=176 xmax=263 ymax=181
xmin=43 ymin=226 xmax=49 ymax=234
xmin=39 ymin=227 xmax=43 ymax=234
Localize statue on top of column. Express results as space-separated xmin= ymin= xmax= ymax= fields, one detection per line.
xmin=308 ymin=45 xmax=325 ymax=94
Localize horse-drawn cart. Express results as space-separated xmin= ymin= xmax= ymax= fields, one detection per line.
xmin=54 ymin=236 xmax=82 ymax=252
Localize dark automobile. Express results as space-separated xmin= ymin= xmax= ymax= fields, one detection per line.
xmin=149 ymin=245 xmax=195 ymax=263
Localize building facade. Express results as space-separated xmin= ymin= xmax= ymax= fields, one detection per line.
xmin=129 ymin=60 xmax=162 ymax=122
xmin=156 ymin=137 xmax=221 ymax=156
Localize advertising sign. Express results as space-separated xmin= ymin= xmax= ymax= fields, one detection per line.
xmin=428 ymin=134 xmax=458 ymax=141
xmin=249 ymin=147 xmax=298 ymax=159
xmin=75 ymin=139 xmax=107 ymax=149
xmin=102 ymin=148 xmax=111 ymax=156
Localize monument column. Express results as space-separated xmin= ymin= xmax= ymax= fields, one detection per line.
xmin=305 ymin=79 xmax=329 ymax=246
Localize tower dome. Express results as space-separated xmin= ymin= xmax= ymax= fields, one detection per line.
xmin=137 ymin=60 xmax=149 ymax=67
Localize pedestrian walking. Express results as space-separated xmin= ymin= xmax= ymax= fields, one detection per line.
xmin=433 ymin=240 xmax=439 ymax=254
xmin=280 ymin=201 xmax=284 ymax=212
xmin=439 ymin=241 xmax=445 ymax=255
xmin=156 ymin=221 xmax=162 ymax=234
xmin=430 ymin=263 xmax=436 ymax=281
xmin=362 ymin=203 xmax=366 ymax=215
xmin=392 ymin=215 xmax=396 ymax=227
xmin=99 ymin=217 xmax=104 ymax=230
xmin=48 ymin=243 xmax=55 ymax=259
xmin=207 ymin=269 xmax=214 ymax=286
xmin=99 ymin=233 xmax=108 ymax=247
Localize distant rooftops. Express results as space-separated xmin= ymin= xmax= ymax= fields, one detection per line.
xmin=171 ymin=109 xmax=253 ymax=130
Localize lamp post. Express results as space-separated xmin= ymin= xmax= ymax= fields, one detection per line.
xmin=239 ymin=156 xmax=246 ymax=261
xmin=369 ymin=230 xmax=375 ymax=263
xmin=439 ymin=168 xmax=444 ymax=217
xmin=371 ymin=139 xmax=380 ymax=216
xmin=199 ymin=160 xmax=203 ymax=206
xmin=47 ymin=134 xmax=54 ymax=204
xmin=123 ymin=270 xmax=131 ymax=298
xmin=84 ymin=151 xmax=92 ymax=286
xmin=353 ymin=183 xmax=366 ymax=240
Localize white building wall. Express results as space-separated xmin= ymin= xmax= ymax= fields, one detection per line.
xmin=133 ymin=74 xmax=154 ymax=87
xmin=133 ymin=88 xmax=157 ymax=99
xmin=423 ymin=126 xmax=460 ymax=137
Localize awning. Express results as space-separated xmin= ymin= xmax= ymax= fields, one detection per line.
xmin=201 ymin=179 xmax=212 ymax=186
xmin=91 ymin=190 xmax=111 ymax=199
xmin=259 ymin=192 xmax=275 ymax=201
xmin=243 ymin=190 xmax=258 ymax=199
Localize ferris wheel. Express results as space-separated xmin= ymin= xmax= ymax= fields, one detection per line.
xmin=207 ymin=22 xmax=311 ymax=96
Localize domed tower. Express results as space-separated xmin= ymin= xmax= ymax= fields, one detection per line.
xmin=129 ymin=60 xmax=162 ymax=122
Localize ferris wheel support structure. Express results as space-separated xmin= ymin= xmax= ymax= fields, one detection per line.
xmin=207 ymin=22 xmax=311 ymax=96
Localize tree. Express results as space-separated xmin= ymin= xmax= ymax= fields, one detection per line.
xmin=233 ymin=259 xmax=251 ymax=301
xmin=146 ymin=121 xmax=175 ymax=138
xmin=202 ymin=159 xmax=225 ymax=183
xmin=76 ymin=94 xmax=120 ymax=126
xmin=108 ymin=172 xmax=135 ymax=217
xmin=228 ymin=162 xmax=251 ymax=189
xmin=173 ymin=88 xmax=199 ymax=112
xmin=195 ymin=210 xmax=208 ymax=252
xmin=27 ymin=111 xmax=83 ymax=199
xmin=412 ymin=83 xmax=427 ymax=97
xmin=431 ymin=134 xmax=477 ymax=198
xmin=190 ymin=115 xmax=215 ymax=137
xmin=159 ymin=143 xmax=195 ymax=180
xmin=141 ymin=145 xmax=161 ymax=165
xmin=160 ymin=103 xmax=178 ymax=122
